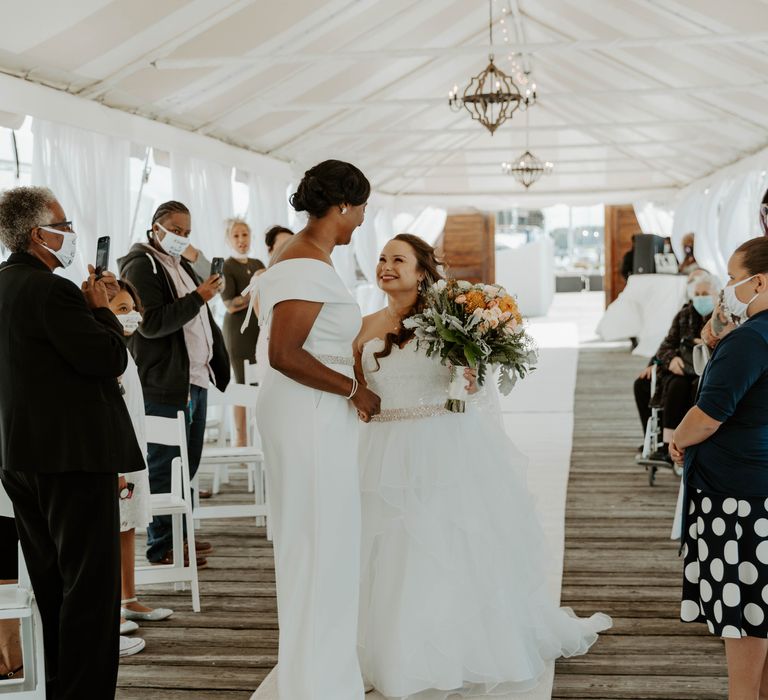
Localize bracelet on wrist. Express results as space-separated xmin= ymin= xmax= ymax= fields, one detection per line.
xmin=346 ymin=377 xmax=359 ymax=400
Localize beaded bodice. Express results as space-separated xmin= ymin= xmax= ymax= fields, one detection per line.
xmin=362 ymin=339 xmax=451 ymax=418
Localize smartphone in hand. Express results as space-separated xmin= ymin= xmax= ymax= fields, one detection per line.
xmin=95 ymin=236 xmax=110 ymax=279
xmin=210 ymin=257 xmax=224 ymax=277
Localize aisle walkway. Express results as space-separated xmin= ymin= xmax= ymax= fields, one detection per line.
xmin=553 ymin=347 xmax=727 ymax=699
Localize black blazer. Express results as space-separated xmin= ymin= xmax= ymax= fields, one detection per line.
xmin=0 ymin=253 xmax=145 ymax=474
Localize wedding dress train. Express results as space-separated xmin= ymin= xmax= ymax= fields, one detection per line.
xmin=358 ymin=339 xmax=611 ymax=700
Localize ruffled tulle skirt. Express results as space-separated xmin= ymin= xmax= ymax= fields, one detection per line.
xmin=358 ymin=410 xmax=611 ymax=700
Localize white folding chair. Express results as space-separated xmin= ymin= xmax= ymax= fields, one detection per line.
xmin=243 ymin=359 xmax=259 ymax=386
xmin=0 ymin=484 xmax=46 ymax=698
xmin=134 ymin=411 xmax=201 ymax=612
xmin=204 ymin=404 xmax=230 ymax=447
xmin=194 ymin=384 xmax=268 ymax=525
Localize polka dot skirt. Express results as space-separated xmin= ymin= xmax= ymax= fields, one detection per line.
xmin=681 ymin=489 xmax=768 ymax=638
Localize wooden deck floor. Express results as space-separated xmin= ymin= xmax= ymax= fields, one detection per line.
xmin=553 ymin=348 xmax=727 ymax=699
xmin=116 ymin=347 xmax=727 ymax=699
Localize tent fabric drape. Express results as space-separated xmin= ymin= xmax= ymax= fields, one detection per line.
xmin=246 ymin=173 xmax=292 ymax=264
xmin=31 ymin=118 xmax=131 ymax=285
xmin=672 ymin=169 xmax=768 ymax=281
xmin=170 ymin=152 xmax=234 ymax=261
xmin=632 ymin=202 xmax=674 ymax=240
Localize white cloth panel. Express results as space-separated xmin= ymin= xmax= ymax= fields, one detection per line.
xmin=353 ymin=207 xmax=393 ymax=314
xmin=495 ymin=238 xmax=555 ymax=317
xmin=632 ymin=202 xmax=674 ymax=239
xmin=672 ymin=167 xmax=768 ymax=279
xmin=392 ymin=207 xmax=447 ymax=246
xmin=331 ymin=244 xmax=358 ymax=292
xmin=596 ymin=274 xmax=689 ymax=357
xmin=31 ymin=118 xmax=131 ymax=284
xmin=170 ymin=152 xmax=234 ymax=260
xmin=353 ymin=207 xmax=381 ymax=285
xmin=246 ymin=173 xmax=292 ymax=263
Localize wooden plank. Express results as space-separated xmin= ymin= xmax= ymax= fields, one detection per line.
xmin=553 ymin=674 xmax=727 ymax=699
xmin=439 ymin=212 xmax=495 ymax=283
xmin=553 ymin=348 xmax=727 ymax=697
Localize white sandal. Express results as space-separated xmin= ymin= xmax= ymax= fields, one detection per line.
xmin=121 ymin=597 xmax=174 ymax=622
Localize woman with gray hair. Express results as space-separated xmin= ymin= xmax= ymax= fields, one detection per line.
xmin=633 ymin=271 xmax=720 ymax=463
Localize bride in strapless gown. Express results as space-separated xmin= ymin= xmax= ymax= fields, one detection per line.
xmin=356 ymin=235 xmax=611 ymax=700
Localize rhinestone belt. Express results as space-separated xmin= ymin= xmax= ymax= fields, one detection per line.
xmin=314 ymin=354 xmax=354 ymax=366
xmin=370 ymin=404 xmax=450 ymax=422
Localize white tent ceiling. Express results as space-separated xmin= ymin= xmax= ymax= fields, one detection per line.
xmin=2 ymin=0 xmax=768 ymax=205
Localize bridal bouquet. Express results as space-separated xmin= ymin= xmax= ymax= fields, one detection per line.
xmin=404 ymin=279 xmax=538 ymax=412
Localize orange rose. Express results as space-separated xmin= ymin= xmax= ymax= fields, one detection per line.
xmin=498 ymin=295 xmax=518 ymax=314
xmin=463 ymin=290 xmax=486 ymax=313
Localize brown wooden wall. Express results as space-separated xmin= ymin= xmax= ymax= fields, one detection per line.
xmin=604 ymin=205 xmax=641 ymax=307
xmin=437 ymin=213 xmax=496 ymax=284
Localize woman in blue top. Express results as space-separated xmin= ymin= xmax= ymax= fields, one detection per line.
xmin=671 ymin=236 xmax=768 ymax=698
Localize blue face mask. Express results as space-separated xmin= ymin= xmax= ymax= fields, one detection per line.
xmin=692 ymin=295 xmax=715 ymax=317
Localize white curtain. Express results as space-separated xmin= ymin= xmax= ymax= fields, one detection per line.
xmin=632 ymin=201 xmax=674 ymax=239
xmin=31 ymin=119 xmax=131 ymax=285
xmin=407 ymin=207 xmax=448 ymax=246
xmin=331 ymin=244 xmax=358 ymax=291
xmin=246 ymin=173 xmax=292 ymax=263
xmin=672 ymin=168 xmax=768 ymax=281
xmin=352 ymin=208 xmax=392 ymax=314
xmin=170 ymin=153 xmax=234 ymax=261
xmin=353 ymin=206 xmax=382 ymax=285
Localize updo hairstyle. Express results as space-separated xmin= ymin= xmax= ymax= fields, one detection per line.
xmin=289 ymin=160 xmax=370 ymax=219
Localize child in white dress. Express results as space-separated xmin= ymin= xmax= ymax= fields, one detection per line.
xmin=109 ymin=281 xmax=173 ymax=655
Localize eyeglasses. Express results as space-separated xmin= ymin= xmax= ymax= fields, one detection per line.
xmin=33 ymin=220 xmax=74 ymax=234
xmin=43 ymin=220 xmax=75 ymax=232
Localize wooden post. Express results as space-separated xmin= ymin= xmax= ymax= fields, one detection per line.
xmin=438 ymin=212 xmax=496 ymax=284
xmin=604 ymin=205 xmax=642 ymax=307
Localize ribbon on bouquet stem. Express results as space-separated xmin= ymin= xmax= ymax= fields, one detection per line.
xmin=446 ymin=365 xmax=468 ymax=413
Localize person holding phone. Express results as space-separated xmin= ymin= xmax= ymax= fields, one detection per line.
xmin=95 ymin=235 xmax=110 ymax=279
xmin=221 ymin=218 xmax=265 ymax=445
xmin=0 ymin=186 xmax=145 ymax=699
xmin=118 ymin=201 xmax=230 ymax=567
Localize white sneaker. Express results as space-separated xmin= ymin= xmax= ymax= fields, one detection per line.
xmin=119 ymin=635 xmax=145 ymax=657
xmin=120 ymin=620 xmax=139 ymax=635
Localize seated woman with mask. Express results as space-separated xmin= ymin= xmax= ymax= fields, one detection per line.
xmin=633 ymin=272 xmax=719 ymax=463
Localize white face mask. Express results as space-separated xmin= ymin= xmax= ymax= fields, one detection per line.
xmin=722 ymin=275 xmax=759 ymax=323
xmin=40 ymin=227 xmax=77 ymax=268
xmin=118 ymin=310 xmax=142 ymax=334
xmin=156 ymin=223 xmax=189 ymax=257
